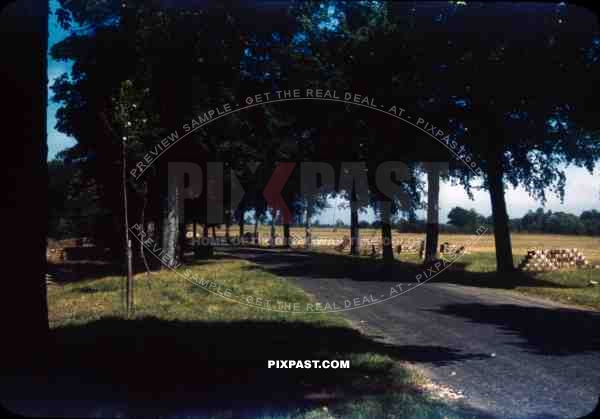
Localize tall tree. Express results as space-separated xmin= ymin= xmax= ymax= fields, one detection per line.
xmin=1 ymin=0 xmax=50 ymax=362
xmin=428 ymin=3 xmax=600 ymax=271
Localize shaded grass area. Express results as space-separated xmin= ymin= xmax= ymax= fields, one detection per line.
xmin=30 ymin=259 xmax=487 ymax=419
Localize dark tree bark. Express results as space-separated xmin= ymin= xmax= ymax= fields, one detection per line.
xmin=425 ymin=164 xmax=441 ymax=262
xmin=350 ymin=185 xmax=360 ymax=256
xmin=0 ymin=0 xmax=50 ymax=365
xmin=487 ymin=150 xmax=515 ymax=272
xmin=192 ymin=219 xmax=197 ymax=245
xmin=177 ymin=211 xmax=186 ymax=262
xmin=283 ymin=223 xmax=291 ymax=248
xmin=161 ymin=174 xmax=180 ymax=267
xmin=304 ymin=203 xmax=312 ymax=250
xmin=270 ymin=208 xmax=276 ymax=247
xmin=203 ymin=224 xmax=209 ymax=238
xmin=225 ymin=211 xmax=231 ymax=243
xmin=254 ymin=213 xmax=260 ymax=244
xmin=380 ymin=202 xmax=394 ymax=263
xmin=238 ymin=209 xmax=245 ymax=239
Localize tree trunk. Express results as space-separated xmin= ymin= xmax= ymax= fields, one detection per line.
xmin=212 ymin=225 xmax=216 ymax=239
xmin=203 ymin=224 xmax=209 ymax=238
xmin=283 ymin=223 xmax=291 ymax=248
xmin=270 ymin=208 xmax=276 ymax=247
xmin=177 ymin=209 xmax=186 ymax=262
xmin=192 ymin=219 xmax=197 ymax=246
xmin=488 ymin=150 xmax=514 ymax=272
xmin=350 ymin=185 xmax=360 ymax=256
xmin=225 ymin=211 xmax=231 ymax=243
xmin=239 ymin=209 xmax=245 ymax=239
xmin=254 ymin=214 xmax=260 ymax=245
xmin=380 ymin=202 xmax=394 ymax=262
xmin=1 ymin=0 xmax=50 ymax=365
xmin=161 ymin=174 xmax=179 ymax=267
xmin=425 ymin=164 xmax=440 ymax=262
xmin=304 ymin=203 xmax=312 ymax=250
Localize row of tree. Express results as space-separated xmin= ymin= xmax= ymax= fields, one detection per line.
xmin=50 ymin=1 xmax=600 ymax=272
xmin=445 ymin=206 xmax=600 ymax=236
xmin=313 ymin=207 xmax=600 ymax=236
xmin=511 ymin=208 xmax=600 ymax=236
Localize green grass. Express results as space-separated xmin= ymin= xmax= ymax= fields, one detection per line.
xmin=47 ymin=257 xmax=477 ymax=419
xmin=310 ymin=247 xmax=600 ymax=311
xmin=450 ymin=252 xmax=600 ymax=310
xmin=50 ymin=259 xmax=343 ymax=326
xmin=514 ymin=268 xmax=600 ymax=310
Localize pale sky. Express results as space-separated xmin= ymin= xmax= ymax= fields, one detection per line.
xmin=318 ymin=165 xmax=600 ymax=224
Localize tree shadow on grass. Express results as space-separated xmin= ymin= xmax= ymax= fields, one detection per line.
xmin=224 ymin=247 xmax=567 ymax=290
xmin=48 ymin=253 xmax=229 ymax=284
xmin=2 ymin=317 xmax=493 ymax=418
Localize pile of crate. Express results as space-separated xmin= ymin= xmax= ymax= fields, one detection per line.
xmin=46 ymin=237 xmax=99 ymax=263
xmin=396 ymin=240 xmax=424 ymax=255
xmin=46 ymin=247 xmax=66 ymax=263
xmin=335 ymin=236 xmax=351 ymax=252
xmin=519 ymin=248 xmax=589 ymax=271
xmin=440 ymin=242 xmax=467 ymax=255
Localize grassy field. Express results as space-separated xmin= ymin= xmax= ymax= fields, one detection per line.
xmin=184 ymin=226 xmax=600 ymax=311
xmin=47 ymin=258 xmax=480 ymax=419
xmin=439 ymin=252 xmax=600 ymax=311
xmin=45 ymin=227 xmax=599 ymax=416
xmin=196 ymin=225 xmax=600 ymax=265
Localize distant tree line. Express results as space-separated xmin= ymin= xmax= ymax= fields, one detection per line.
xmin=393 ymin=206 xmax=600 ymax=236
xmin=510 ymin=208 xmax=600 ymax=236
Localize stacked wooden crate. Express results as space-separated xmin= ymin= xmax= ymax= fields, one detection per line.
xmin=46 ymin=237 xmax=96 ymax=263
xmin=548 ymin=248 xmax=589 ymax=269
xmin=519 ymin=248 xmax=589 ymax=271
xmin=334 ymin=236 xmax=351 ymax=252
xmin=440 ymin=242 xmax=467 ymax=255
xmin=46 ymin=247 xmax=66 ymax=263
xmin=395 ymin=240 xmax=424 ymax=255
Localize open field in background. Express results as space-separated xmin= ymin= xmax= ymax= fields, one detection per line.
xmin=49 ymin=227 xmax=600 ymax=311
xmin=46 ymin=258 xmax=478 ymax=419
xmin=189 ymin=225 xmax=600 ymax=265
xmin=183 ymin=226 xmax=600 ymax=311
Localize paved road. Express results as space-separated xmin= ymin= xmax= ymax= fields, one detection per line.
xmin=226 ymin=247 xmax=600 ymax=419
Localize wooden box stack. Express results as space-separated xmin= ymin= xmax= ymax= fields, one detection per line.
xmin=440 ymin=242 xmax=467 ymax=255
xmin=46 ymin=247 xmax=66 ymax=263
xmin=335 ymin=236 xmax=351 ymax=252
xmin=46 ymin=237 xmax=95 ymax=263
xmin=396 ymin=240 xmax=424 ymax=255
xmin=519 ymin=248 xmax=589 ymax=272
